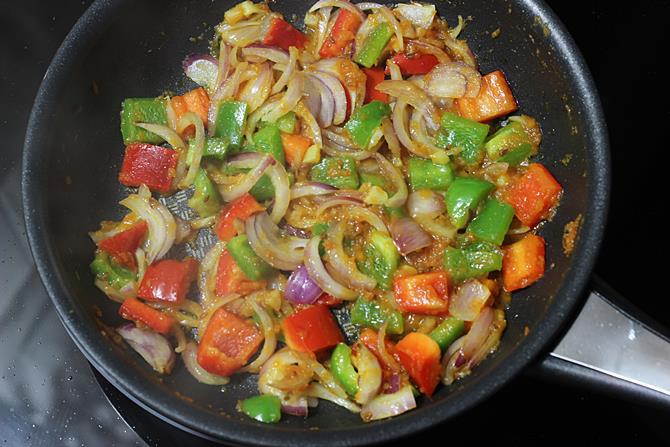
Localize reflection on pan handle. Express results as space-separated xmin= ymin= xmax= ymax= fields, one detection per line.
xmin=532 ymin=275 xmax=670 ymax=408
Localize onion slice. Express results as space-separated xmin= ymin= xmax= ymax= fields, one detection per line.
xmin=304 ymin=236 xmax=357 ymax=300
xmin=325 ymin=221 xmax=377 ymax=291
xmin=290 ymin=182 xmax=337 ymax=199
xmin=182 ymin=342 xmax=230 ymax=385
xmin=176 ymin=112 xmax=205 ymax=188
xmin=449 ymin=279 xmax=492 ymax=322
xmin=182 ymin=54 xmax=219 ymax=94
xmin=360 ymin=385 xmax=416 ymax=422
xmin=425 ymin=62 xmax=482 ymax=99
xmin=245 ymin=211 xmax=307 ymax=271
xmin=389 ymin=217 xmax=432 ymax=255
xmin=285 ymin=264 xmax=323 ymax=304
xmin=308 ymin=0 xmax=366 ymax=23
xmin=240 ymin=300 xmax=276 ymax=373
xmin=374 ymin=153 xmax=407 ymax=207
xmin=241 ymin=45 xmax=289 ymax=65
xmin=116 ymin=323 xmax=175 ymax=374
xmin=217 ymin=153 xmax=274 ymax=202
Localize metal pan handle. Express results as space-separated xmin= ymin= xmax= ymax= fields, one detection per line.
xmin=530 ymin=275 xmax=670 ymax=408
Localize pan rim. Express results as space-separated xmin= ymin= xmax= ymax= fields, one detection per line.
xmin=21 ymin=0 xmax=610 ymax=444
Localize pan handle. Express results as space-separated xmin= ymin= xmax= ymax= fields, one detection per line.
xmin=530 ymin=275 xmax=670 ymax=408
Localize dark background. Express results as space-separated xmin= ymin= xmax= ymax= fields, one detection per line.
xmin=1 ymin=0 xmax=668 ymax=445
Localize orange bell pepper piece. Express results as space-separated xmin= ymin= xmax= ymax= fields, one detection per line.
xmin=197 ymin=308 xmax=264 ymax=376
xmin=215 ymin=249 xmax=266 ymax=296
xmin=280 ymin=132 xmax=312 ymax=167
xmin=395 ymin=332 xmax=441 ymax=396
xmin=502 ymin=234 xmax=546 ymax=292
xmin=456 ymin=70 xmax=518 ymax=122
xmin=281 ymin=305 xmax=343 ymax=353
xmin=319 ymin=9 xmax=362 ymax=57
xmin=393 ymin=271 xmax=450 ymax=315
xmin=503 ymin=163 xmax=563 ymax=228
xmin=119 ymin=297 xmax=175 ymax=335
xmin=171 ymin=87 xmax=210 ymax=136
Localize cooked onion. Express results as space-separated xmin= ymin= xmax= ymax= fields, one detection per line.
xmin=305 ymin=72 xmax=336 ymax=128
xmin=217 ymin=153 xmax=274 ymax=202
xmin=240 ymin=300 xmax=276 ymax=373
xmin=381 ymin=118 xmax=402 ymax=165
xmin=374 ymin=153 xmax=407 ymax=207
xmin=272 ymin=46 xmax=299 ymax=95
xmin=352 ymin=343 xmax=382 ymax=405
xmin=290 ymin=182 xmax=337 ymax=199
xmin=449 ymin=279 xmax=492 ymax=321
xmin=241 ymin=45 xmax=289 ymax=65
xmin=356 ymin=3 xmax=404 ymax=52
xmin=389 ymin=217 xmax=432 ymax=255
xmin=360 ymin=385 xmax=416 ymax=422
xmin=237 ymin=62 xmax=273 ymax=113
xmin=425 ymin=62 xmax=481 ymax=98
xmin=245 ymin=211 xmax=307 ymax=270
xmin=407 ymin=40 xmax=451 ymax=64
xmin=117 ymin=323 xmax=175 ymax=374
xmin=294 ymin=100 xmax=323 ymax=149
xmin=325 ymin=221 xmax=377 ymax=290
xmin=259 ymin=348 xmax=314 ymax=394
xmin=266 ymin=161 xmax=291 ymax=222
xmin=394 ymin=3 xmax=436 ymax=29
xmin=176 ymin=112 xmax=205 ymax=188
xmin=304 ymin=235 xmax=357 ymax=300
xmin=263 ymin=71 xmax=304 ymax=123
xmin=182 ymin=342 xmax=230 ymax=385
xmin=375 ymin=80 xmax=439 ymax=130
xmin=308 ymin=0 xmax=366 ymax=23
xmin=305 ymin=383 xmax=361 ymax=413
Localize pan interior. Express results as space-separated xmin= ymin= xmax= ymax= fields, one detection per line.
xmin=22 ymin=0 xmax=608 ymax=444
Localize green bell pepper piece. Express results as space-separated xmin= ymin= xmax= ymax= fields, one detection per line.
xmin=331 ymin=343 xmax=359 ymax=396
xmin=275 ymin=111 xmax=297 ymax=134
xmin=497 ymin=142 xmax=533 ymax=166
xmin=90 ymin=251 xmax=135 ymax=290
xmin=311 ymin=222 xmax=330 ymax=237
xmin=359 ymin=171 xmax=388 ymax=189
xmin=356 ymin=231 xmax=399 ymax=291
xmin=120 ymin=97 xmax=168 ymax=144
xmin=354 ymin=22 xmax=393 ymax=68
xmin=197 ymin=137 xmax=232 ymax=160
xmin=188 ymin=169 xmax=221 ymax=217
xmin=436 ymin=112 xmax=490 ymax=166
xmin=222 ymin=164 xmax=275 ymax=202
xmin=443 ymin=241 xmax=503 ymax=283
xmin=384 ymin=206 xmax=406 ymax=219
xmin=344 ymin=100 xmax=391 ymax=149
xmin=309 ymin=156 xmax=360 ymax=190
xmin=214 ymin=100 xmax=247 ymax=151
xmin=467 ymin=198 xmax=515 ymax=245
xmin=429 ymin=317 xmax=465 ymax=351
xmin=407 ymin=157 xmax=455 ymax=191
xmin=444 ymin=177 xmax=494 ymax=229
xmin=238 ymin=395 xmax=281 ymax=423
xmin=227 ymin=235 xmax=275 ymax=280
xmin=252 ymin=123 xmax=285 ymax=165
xmin=484 ymin=121 xmax=532 ymax=161
xmin=351 ymin=296 xmax=404 ymax=334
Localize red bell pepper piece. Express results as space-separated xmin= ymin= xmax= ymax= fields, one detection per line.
xmin=214 ymin=193 xmax=264 ymax=242
xmin=137 ymin=258 xmax=198 ymax=304
xmin=456 ymin=70 xmax=518 ymax=122
xmin=362 ymin=67 xmax=389 ymax=104
xmin=262 ymin=17 xmax=307 ymax=51
xmin=393 ymin=271 xmax=450 ymax=315
xmin=118 ymin=143 xmax=179 ymax=194
xmin=502 ymin=234 xmax=546 ymax=292
xmin=171 ymin=87 xmax=210 ymax=137
xmin=281 ymin=305 xmax=343 ymax=353
xmin=387 ymin=53 xmax=440 ymax=76
xmin=319 ymin=9 xmax=362 ymax=57
xmin=98 ymin=221 xmax=148 ymax=257
xmin=215 ymin=249 xmax=266 ymax=296
xmin=503 ymin=163 xmax=563 ymax=227
xmin=119 ymin=297 xmax=175 ymax=335
xmin=395 ymin=332 xmax=441 ymax=396
xmin=197 ymin=307 xmax=264 ymax=376
xmin=314 ymin=293 xmax=343 ymax=307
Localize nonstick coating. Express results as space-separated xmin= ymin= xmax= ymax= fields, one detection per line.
xmin=22 ymin=0 xmax=609 ymax=444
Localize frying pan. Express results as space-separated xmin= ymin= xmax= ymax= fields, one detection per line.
xmin=20 ymin=0 xmax=670 ymax=444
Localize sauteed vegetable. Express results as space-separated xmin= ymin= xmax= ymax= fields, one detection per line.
xmin=89 ymin=0 xmax=562 ymax=423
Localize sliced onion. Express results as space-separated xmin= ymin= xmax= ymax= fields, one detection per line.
xmin=407 ymin=190 xmax=445 ymax=218
xmin=237 ymin=62 xmax=273 ymax=113
xmin=393 ymin=98 xmax=427 ymax=157
xmin=462 ymin=307 xmax=494 ymax=359
xmin=198 ymin=242 xmax=226 ymax=310
xmin=263 ymin=71 xmax=304 ymax=123
xmin=425 ymin=62 xmax=481 ymax=99
xmin=285 ymin=264 xmax=323 ymax=304
xmin=183 ymin=54 xmax=219 ymax=94
xmin=407 ymin=40 xmax=451 ymax=64
xmin=357 ymin=3 xmax=403 ymax=51
xmin=241 ymin=45 xmax=289 ymax=65
xmin=120 ymin=185 xmax=175 ymax=263
xmin=360 ymin=385 xmax=416 ymax=422
xmin=308 ymin=0 xmax=366 ymax=23
xmin=381 ymin=118 xmax=402 ymax=164
xmin=316 ymin=196 xmax=364 ymax=216
xmin=444 ymin=30 xmax=478 ymax=68
xmin=246 ymin=211 xmax=306 ymax=270
xmin=271 ymin=46 xmax=298 ymax=95
xmin=323 ymin=141 xmax=374 ymax=160
xmin=116 ymin=323 xmax=175 ymax=374
xmin=389 ymin=217 xmax=432 ymax=255
xmin=374 ymin=153 xmax=407 ymax=207
xmin=449 ymin=279 xmax=492 ymax=322
xmin=240 ymin=300 xmax=276 ymax=373
xmin=290 ymin=182 xmax=337 ymax=199
xmin=206 ymin=43 xmax=231 ymax=134
xmin=246 ymin=95 xmax=281 ymax=141
xmin=176 ymin=112 xmax=205 ymax=188
xmin=394 ymin=3 xmax=436 ymax=29
xmin=216 ymin=16 xmax=267 ymax=47
xmin=94 ymin=278 xmax=133 ymax=303
xmin=305 ymin=383 xmax=361 ymax=413
xmin=311 ymin=58 xmax=366 ymax=112
xmin=281 ymin=395 xmax=309 ymax=417
xmin=259 ymin=348 xmax=314 ymax=394
xmin=266 ymin=161 xmax=291 ymax=222
xmin=207 ymin=61 xmax=247 ymax=137
xmin=375 ymin=80 xmax=439 ymax=130
xmin=182 ymin=342 xmax=230 ymax=385
xmin=293 ymin=100 xmax=323 ymax=149
xmin=325 ymin=221 xmax=377 ymax=291
xmin=468 ymin=309 xmax=506 ymax=367
xmin=315 ymin=71 xmax=348 ymax=125
xmin=352 ymin=343 xmax=382 ymax=405
xmin=409 ymin=107 xmax=442 ymax=154
xmin=217 ymin=153 xmax=274 ymax=202
xmin=279 ymin=221 xmax=312 ymax=239
xmin=304 ymin=236 xmax=357 ymax=300
xmin=304 ymin=73 xmax=335 ymax=128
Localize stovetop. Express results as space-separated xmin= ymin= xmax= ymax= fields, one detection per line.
xmin=1 ymin=1 xmax=668 ymax=445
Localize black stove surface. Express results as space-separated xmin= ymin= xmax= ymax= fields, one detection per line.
xmin=1 ymin=1 xmax=668 ymax=445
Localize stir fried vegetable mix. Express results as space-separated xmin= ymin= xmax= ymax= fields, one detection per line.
xmin=90 ymin=0 xmax=562 ymax=423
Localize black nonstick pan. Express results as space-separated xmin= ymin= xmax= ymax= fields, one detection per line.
xmin=21 ymin=0 xmax=670 ymax=445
